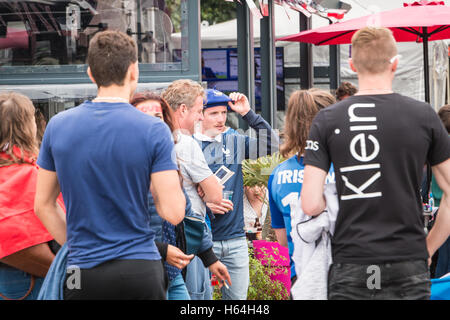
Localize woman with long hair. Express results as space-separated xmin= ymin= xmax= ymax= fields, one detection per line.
xmin=131 ymin=91 xmax=176 ymax=133
xmin=131 ymin=91 xmax=230 ymax=300
xmin=267 ymin=88 xmax=336 ymax=288
xmin=0 ymin=92 xmax=61 ymax=300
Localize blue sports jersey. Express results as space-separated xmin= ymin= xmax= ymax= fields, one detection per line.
xmin=268 ymin=155 xmax=335 ymax=278
xmin=37 ymin=101 xmax=178 ymax=268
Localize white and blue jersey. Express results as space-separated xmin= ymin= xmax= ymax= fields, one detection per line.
xmin=194 ymin=109 xmax=279 ymax=241
xmin=268 ymin=155 xmax=335 ymax=279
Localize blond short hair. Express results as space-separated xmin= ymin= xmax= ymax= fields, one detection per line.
xmin=162 ymin=79 xmax=205 ymax=111
xmin=351 ymin=27 xmax=397 ymax=75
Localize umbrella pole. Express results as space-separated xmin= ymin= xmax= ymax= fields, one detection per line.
xmin=423 ymin=28 xmax=430 ymax=104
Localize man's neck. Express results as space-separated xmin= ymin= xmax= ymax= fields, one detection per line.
xmin=201 ymin=128 xmax=225 ymax=139
xmin=171 ymin=112 xmax=187 ymax=135
xmin=356 ymin=73 xmax=394 ymax=95
xmin=96 ymin=85 xmax=132 ymax=102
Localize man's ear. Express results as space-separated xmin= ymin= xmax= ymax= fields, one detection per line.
xmin=87 ymin=67 xmax=97 ymax=85
xmin=179 ymin=104 xmax=187 ymax=117
xmin=125 ymin=61 xmax=139 ymax=85
xmin=348 ymin=58 xmax=357 ymax=73
xmin=129 ymin=61 xmax=139 ymax=82
xmin=391 ymin=58 xmax=399 ymax=73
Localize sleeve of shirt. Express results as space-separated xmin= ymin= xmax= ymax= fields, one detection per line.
xmin=36 ymin=118 xmax=56 ymax=171
xmin=268 ymin=173 xmax=285 ymax=229
xmin=303 ymin=110 xmax=331 ymax=173
xmin=427 ymin=107 xmax=450 ymax=166
xmin=242 ymin=110 xmax=279 ymax=160
xmin=177 ymin=137 xmax=213 ymax=184
xmin=197 ymin=224 xmax=218 ymax=267
xmin=148 ymin=121 xmax=179 ymax=174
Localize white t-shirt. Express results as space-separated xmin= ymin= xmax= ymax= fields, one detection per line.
xmin=243 ymin=189 xmax=268 ymax=232
xmin=174 ymin=133 xmax=214 ymax=217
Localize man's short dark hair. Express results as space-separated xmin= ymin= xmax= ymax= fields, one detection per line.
xmin=335 ymin=82 xmax=358 ymax=101
xmin=438 ymin=104 xmax=450 ymax=134
xmin=87 ymin=30 xmax=138 ymax=87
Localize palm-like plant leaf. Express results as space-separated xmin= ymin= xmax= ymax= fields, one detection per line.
xmin=242 ymin=152 xmax=286 ymax=187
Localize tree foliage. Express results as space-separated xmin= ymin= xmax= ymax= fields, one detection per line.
xmin=200 ymin=0 xmax=236 ymax=25
xmin=165 ymin=0 xmax=237 ymax=33
xmin=165 ymin=0 xmax=182 ymax=33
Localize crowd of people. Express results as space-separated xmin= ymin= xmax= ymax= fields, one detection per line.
xmin=0 ymin=27 xmax=449 ymax=300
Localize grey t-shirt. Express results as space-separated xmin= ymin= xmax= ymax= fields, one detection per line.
xmin=175 ymin=133 xmax=214 ymax=217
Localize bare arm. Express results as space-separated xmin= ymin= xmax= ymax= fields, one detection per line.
xmin=34 ymin=168 xmax=66 ymax=246
xmin=198 ymin=175 xmax=223 ymax=205
xmin=164 ymin=244 xmax=194 ymax=269
xmin=151 ymin=170 xmax=186 ymax=225
xmin=300 ymin=165 xmax=328 ymax=216
xmin=274 ymin=228 xmax=288 ymax=248
xmin=427 ymin=158 xmax=450 ymax=258
xmin=0 ymin=243 xmax=55 ymax=278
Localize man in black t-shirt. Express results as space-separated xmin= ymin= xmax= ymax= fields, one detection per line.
xmin=301 ymin=27 xmax=450 ymax=300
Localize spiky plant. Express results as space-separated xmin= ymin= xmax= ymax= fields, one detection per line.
xmin=242 ymin=152 xmax=286 ymax=188
xmin=242 ymin=152 xmax=286 ymax=242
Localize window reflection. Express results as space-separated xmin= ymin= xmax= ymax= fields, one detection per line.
xmin=0 ymin=0 xmax=181 ymax=67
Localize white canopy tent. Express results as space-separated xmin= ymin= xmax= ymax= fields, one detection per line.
xmin=171 ymin=0 xmax=449 ymax=112
xmin=172 ymin=4 xmax=300 ymax=49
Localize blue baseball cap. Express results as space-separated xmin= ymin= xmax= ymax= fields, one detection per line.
xmin=204 ymin=89 xmax=232 ymax=110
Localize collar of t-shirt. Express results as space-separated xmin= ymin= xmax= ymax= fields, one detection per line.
xmin=296 ymin=154 xmax=304 ymax=166
xmin=175 ymin=131 xmax=192 ymax=141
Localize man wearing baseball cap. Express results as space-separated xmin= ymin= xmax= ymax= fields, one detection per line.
xmin=194 ymin=89 xmax=279 ymax=300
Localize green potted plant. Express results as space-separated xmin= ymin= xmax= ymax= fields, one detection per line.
xmin=242 ymin=152 xmax=285 ymax=240
xmin=213 ymin=247 xmax=290 ymax=300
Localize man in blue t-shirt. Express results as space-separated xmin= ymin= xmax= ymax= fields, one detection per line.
xmin=34 ymin=30 xmax=185 ymax=300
